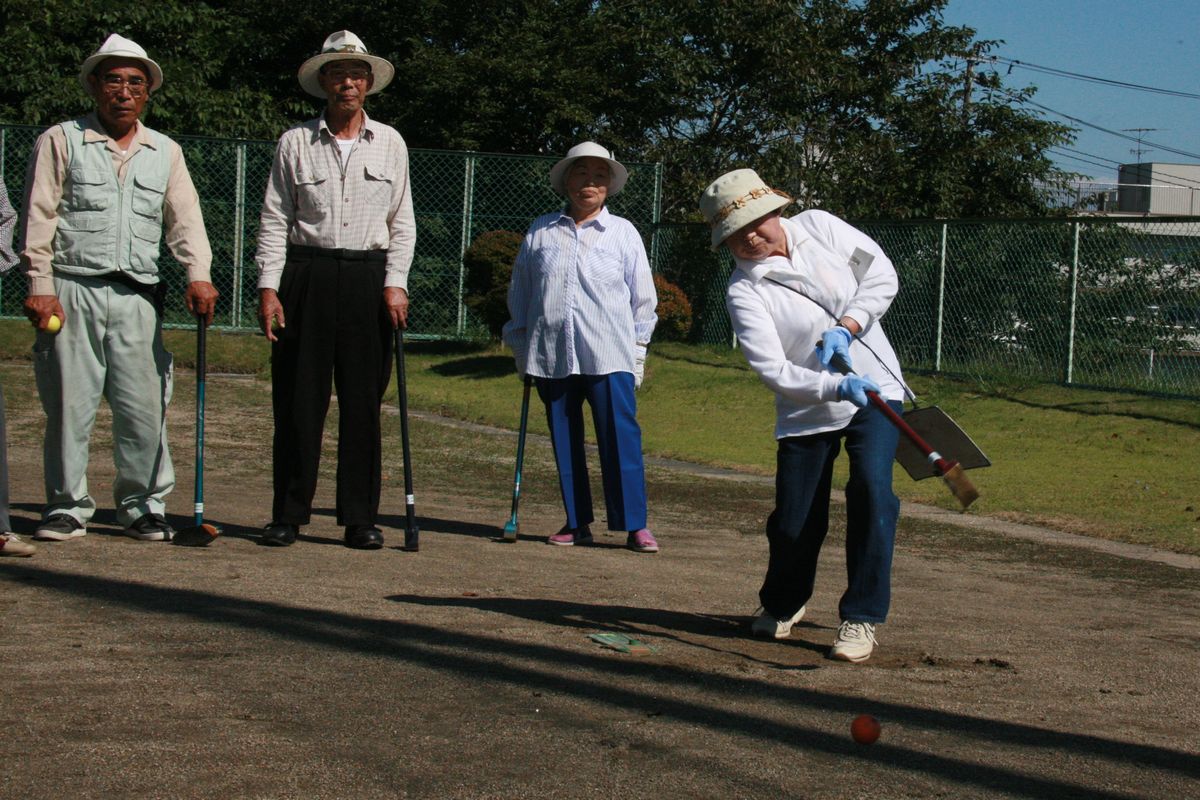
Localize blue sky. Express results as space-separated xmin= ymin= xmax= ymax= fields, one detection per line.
xmin=942 ymin=0 xmax=1200 ymax=182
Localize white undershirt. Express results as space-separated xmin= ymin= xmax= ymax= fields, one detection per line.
xmin=335 ymin=137 xmax=355 ymax=170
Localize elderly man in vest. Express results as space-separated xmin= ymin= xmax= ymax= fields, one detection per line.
xmin=20 ymin=34 xmax=218 ymax=543
xmin=254 ymin=31 xmax=415 ymax=550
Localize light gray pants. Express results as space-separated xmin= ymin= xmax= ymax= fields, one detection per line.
xmin=33 ymin=274 xmax=174 ymax=527
xmin=0 ymin=380 xmax=10 ymax=532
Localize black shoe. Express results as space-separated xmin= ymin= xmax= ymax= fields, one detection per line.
xmin=125 ymin=513 xmax=176 ymax=542
xmin=345 ymin=525 xmax=384 ymax=550
xmin=260 ymin=522 xmax=298 ymax=547
xmin=34 ymin=514 xmax=86 ymax=541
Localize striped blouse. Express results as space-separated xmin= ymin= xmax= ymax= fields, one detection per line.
xmin=504 ymin=206 xmax=657 ymax=379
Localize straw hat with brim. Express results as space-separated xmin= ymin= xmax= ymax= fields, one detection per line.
xmin=297 ymin=30 xmax=394 ymax=98
xmin=78 ymin=33 xmax=163 ymax=93
xmin=549 ymin=141 xmax=629 ymax=197
xmin=699 ymin=169 xmax=793 ymax=250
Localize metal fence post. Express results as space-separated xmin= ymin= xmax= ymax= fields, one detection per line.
xmin=650 ymin=161 xmax=663 ymax=273
xmin=1064 ymin=221 xmax=1080 ymax=385
xmin=935 ymin=221 xmax=948 ymax=372
xmin=456 ymin=153 xmax=476 ymax=337
xmin=231 ymin=142 xmax=247 ymax=328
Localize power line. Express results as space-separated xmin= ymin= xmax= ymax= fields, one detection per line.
xmin=1050 ymin=146 xmax=1200 ymax=188
xmin=978 ymin=55 xmax=1200 ymax=100
xmin=1049 ymin=148 xmax=1118 ymax=174
xmin=997 ymin=89 xmax=1200 ymax=161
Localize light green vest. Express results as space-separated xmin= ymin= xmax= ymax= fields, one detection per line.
xmin=51 ymin=117 xmax=172 ymax=283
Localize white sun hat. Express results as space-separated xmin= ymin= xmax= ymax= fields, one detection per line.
xmin=297 ymin=30 xmax=394 ymax=98
xmin=78 ymin=33 xmax=163 ymax=94
xmin=699 ymin=169 xmax=793 ymax=250
xmin=549 ymin=141 xmax=629 ymax=197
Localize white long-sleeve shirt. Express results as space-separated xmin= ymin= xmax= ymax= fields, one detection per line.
xmin=504 ymin=206 xmax=657 ymax=379
xmin=726 ymin=210 xmax=905 ymax=439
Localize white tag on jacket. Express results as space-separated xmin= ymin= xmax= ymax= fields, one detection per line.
xmin=849 ymin=248 xmax=874 ymax=285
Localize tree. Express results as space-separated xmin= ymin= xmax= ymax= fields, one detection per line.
xmin=0 ymin=0 xmax=1076 ymax=220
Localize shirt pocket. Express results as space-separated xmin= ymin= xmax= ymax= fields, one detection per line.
xmin=293 ymin=168 xmax=330 ymax=222
xmin=582 ymin=243 xmax=625 ymax=287
xmin=66 ymin=167 xmax=111 ymax=211
xmin=131 ymin=173 xmax=167 ymax=218
xmin=363 ymin=164 xmax=393 ymax=206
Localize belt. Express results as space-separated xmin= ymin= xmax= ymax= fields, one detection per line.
xmin=287 ymin=244 xmax=387 ymax=263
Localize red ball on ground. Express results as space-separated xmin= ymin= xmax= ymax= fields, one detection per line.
xmin=851 ymin=714 xmax=881 ymax=744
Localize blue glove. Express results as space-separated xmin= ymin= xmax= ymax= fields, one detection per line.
xmin=815 ymin=326 xmax=853 ymax=370
xmin=837 ymin=375 xmax=881 ymax=408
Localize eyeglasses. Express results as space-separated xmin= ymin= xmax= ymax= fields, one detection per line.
xmin=322 ymin=67 xmax=371 ymax=83
xmin=99 ymin=75 xmax=149 ymax=96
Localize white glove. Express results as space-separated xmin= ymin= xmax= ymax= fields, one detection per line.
xmin=514 ymin=350 xmax=528 ymax=379
xmin=633 ymin=344 xmax=647 ymax=390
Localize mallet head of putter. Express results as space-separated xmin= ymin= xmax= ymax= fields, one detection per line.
xmin=172 ymin=523 xmax=221 ymax=547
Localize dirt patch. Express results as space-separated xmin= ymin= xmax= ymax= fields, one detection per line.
xmin=1 ymin=366 xmax=1197 ymax=799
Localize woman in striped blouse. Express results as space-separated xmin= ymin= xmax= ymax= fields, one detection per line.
xmin=503 ymin=142 xmax=659 ymax=553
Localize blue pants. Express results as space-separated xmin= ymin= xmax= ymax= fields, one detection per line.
xmin=760 ymin=401 xmax=902 ymax=624
xmin=535 ymin=373 xmax=648 ymax=532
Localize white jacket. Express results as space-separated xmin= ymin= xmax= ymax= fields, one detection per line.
xmin=725 ymin=210 xmax=906 ymax=439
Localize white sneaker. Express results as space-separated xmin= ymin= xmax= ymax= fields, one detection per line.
xmin=829 ymin=621 xmax=877 ymax=662
xmin=750 ymin=606 xmax=806 ymax=639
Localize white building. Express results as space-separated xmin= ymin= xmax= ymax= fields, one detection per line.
xmin=1116 ymin=163 xmax=1200 ymax=215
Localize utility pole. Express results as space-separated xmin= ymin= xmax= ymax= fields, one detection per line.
xmin=962 ymin=51 xmax=976 ymax=125
xmin=1123 ymin=128 xmax=1160 ymax=163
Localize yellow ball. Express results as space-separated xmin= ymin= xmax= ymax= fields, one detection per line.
xmin=45 ymin=315 xmax=61 ymax=334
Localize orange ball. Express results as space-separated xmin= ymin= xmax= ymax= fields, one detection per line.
xmin=851 ymin=714 xmax=881 ymax=744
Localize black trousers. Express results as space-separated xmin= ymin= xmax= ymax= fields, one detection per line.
xmin=271 ymin=247 xmax=393 ymax=527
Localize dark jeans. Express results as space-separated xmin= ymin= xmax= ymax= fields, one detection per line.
xmin=270 ymin=248 xmax=392 ymax=527
xmin=760 ymin=401 xmax=902 ymax=624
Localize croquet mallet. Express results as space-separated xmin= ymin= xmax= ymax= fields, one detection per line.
xmin=502 ymin=376 xmax=533 ymax=542
xmin=173 ymin=317 xmax=221 ymax=546
xmin=395 ymin=328 xmax=420 ymax=551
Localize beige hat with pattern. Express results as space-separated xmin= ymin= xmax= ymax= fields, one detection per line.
xmin=297 ymin=31 xmax=394 ymax=98
xmin=78 ymin=33 xmax=163 ymax=93
xmin=699 ymin=169 xmax=793 ymax=250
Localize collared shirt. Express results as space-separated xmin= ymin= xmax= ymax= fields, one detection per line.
xmin=726 ymin=210 xmax=905 ymax=439
xmin=19 ymin=114 xmax=212 ymax=295
xmin=0 ymin=177 xmax=17 ymax=273
xmin=504 ymin=206 xmax=657 ymax=379
xmin=255 ymin=112 xmax=416 ymax=291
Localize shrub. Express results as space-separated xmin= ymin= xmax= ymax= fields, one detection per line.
xmin=462 ymin=230 xmax=523 ymax=339
xmin=654 ymin=273 xmax=693 ymax=342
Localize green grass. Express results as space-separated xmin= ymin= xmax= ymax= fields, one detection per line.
xmin=1 ymin=320 xmax=1196 ymax=554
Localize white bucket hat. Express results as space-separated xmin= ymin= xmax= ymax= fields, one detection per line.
xmin=549 ymin=142 xmax=629 ymax=197
xmin=297 ymin=30 xmax=394 ymax=98
xmin=699 ymin=169 xmax=793 ymax=250
xmin=78 ymin=33 xmax=163 ymax=94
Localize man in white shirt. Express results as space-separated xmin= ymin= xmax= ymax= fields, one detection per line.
xmin=255 ymin=31 xmax=415 ymax=550
xmin=700 ymin=169 xmax=907 ymax=663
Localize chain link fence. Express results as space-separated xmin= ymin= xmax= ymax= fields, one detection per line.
xmin=652 ymin=217 xmax=1200 ymax=398
xmin=4 ymin=123 xmax=1197 ymax=398
xmin=0 ymin=123 xmax=661 ymax=338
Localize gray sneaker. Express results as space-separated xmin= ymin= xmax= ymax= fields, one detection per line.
xmin=125 ymin=513 xmax=176 ymax=542
xmin=829 ymin=621 xmax=878 ymax=663
xmin=751 ymin=606 xmax=806 ymax=639
xmin=34 ymin=514 xmax=86 ymax=541
xmin=0 ymin=532 xmax=36 ymax=557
